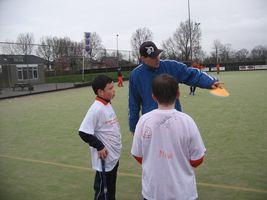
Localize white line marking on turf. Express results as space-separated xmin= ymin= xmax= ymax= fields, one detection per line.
xmin=1 ymin=154 xmax=267 ymax=194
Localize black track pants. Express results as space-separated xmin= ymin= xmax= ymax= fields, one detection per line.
xmin=94 ymin=161 xmax=119 ymax=200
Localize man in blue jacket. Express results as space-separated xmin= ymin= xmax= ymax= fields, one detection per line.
xmin=129 ymin=41 xmax=221 ymax=134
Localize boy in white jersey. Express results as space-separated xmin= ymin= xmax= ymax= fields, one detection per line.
xmin=131 ymin=74 xmax=206 ymax=200
xmin=79 ymin=75 xmax=121 ymax=200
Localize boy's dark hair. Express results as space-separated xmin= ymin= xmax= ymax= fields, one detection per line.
xmin=92 ymin=75 xmax=113 ymax=95
xmin=152 ymin=74 xmax=178 ymax=105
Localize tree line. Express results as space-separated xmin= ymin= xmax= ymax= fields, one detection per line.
xmin=1 ymin=20 xmax=266 ymax=67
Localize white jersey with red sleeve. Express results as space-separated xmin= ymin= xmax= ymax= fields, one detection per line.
xmin=131 ymin=109 xmax=205 ymax=200
xmin=79 ymin=98 xmax=122 ymax=172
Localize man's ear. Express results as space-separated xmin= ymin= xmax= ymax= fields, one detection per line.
xmin=140 ymin=56 xmax=147 ymax=62
xmin=152 ymin=93 xmax=157 ymax=102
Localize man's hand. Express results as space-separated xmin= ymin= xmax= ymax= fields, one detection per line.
xmin=98 ymin=147 xmax=108 ymax=159
xmin=211 ymin=82 xmax=224 ymax=89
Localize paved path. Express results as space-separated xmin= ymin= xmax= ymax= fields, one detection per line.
xmin=0 ymin=83 xmax=75 ymax=99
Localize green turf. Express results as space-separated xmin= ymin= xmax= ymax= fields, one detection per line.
xmin=0 ymin=71 xmax=267 ymax=199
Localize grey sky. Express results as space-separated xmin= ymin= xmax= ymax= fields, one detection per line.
xmin=0 ymin=0 xmax=266 ymax=54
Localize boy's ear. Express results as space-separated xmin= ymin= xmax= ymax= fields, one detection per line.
xmin=97 ymin=89 xmax=103 ymax=96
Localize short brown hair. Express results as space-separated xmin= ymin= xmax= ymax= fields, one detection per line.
xmin=152 ymin=74 xmax=178 ymax=105
xmin=92 ymin=75 xmax=113 ymax=95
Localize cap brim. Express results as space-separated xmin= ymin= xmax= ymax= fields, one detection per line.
xmin=149 ymin=49 xmax=163 ymax=58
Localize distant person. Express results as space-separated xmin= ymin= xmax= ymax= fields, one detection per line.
xmin=79 ymin=75 xmax=121 ymax=200
xmin=117 ymin=68 xmax=123 ymax=87
xmin=131 ymin=74 xmax=206 ymax=200
xmin=216 ymin=63 xmax=220 ymax=74
xmin=189 ymin=62 xmax=203 ymax=95
xmin=129 ymin=41 xmax=221 ymax=134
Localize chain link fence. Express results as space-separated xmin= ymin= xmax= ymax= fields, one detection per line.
xmin=1 ymin=42 xmax=266 ymax=99
xmin=0 ymin=42 xmax=138 ymax=98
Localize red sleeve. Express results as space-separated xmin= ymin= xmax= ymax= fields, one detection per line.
xmin=190 ymin=156 xmax=204 ymax=168
xmin=133 ymin=156 xmax=142 ymax=164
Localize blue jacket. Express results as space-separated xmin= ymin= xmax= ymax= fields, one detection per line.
xmin=129 ymin=60 xmax=217 ymax=132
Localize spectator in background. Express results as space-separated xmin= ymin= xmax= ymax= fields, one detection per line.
xmin=216 ymin=63 xmax=220 ymax=74
xmin=189 ymin=62 xmax=203 ymax=95
xmin=117 ymin=68 xmax=123 ymax=87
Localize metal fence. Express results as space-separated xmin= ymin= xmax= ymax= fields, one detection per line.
xmin=0 ymin=41 xmax=138 ymax=98
xmin=0 ymin=41 xmax=138 ymax=68
xmin=1 ymin=41 xmax=266 ymax=99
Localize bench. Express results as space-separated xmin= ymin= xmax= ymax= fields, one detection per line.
xmin=12 ymin=83 xmax=34 ymax=91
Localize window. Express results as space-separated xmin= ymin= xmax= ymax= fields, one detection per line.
xmin=17 ymin=68 xmax=23 ymax=79
xmin=33 ymin=67 xmax=38 ymax=78
xmin=16 ymin=64 xmax=39 ymax=80
xmin=14 ymin=56 xmax=24 ymax=63
xmin=28 ymin=68 xmax=33 ymax=79
xmin=22 ymin=68 xmax=28 ymax=79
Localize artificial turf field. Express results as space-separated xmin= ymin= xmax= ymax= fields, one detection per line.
xmin=0 ymin=70 xmax=267 ymax=200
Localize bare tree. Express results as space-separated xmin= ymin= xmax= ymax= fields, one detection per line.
xmin=69 ymin=41 xmax=83 ymax=58
xmin=211 ymin=41 xmax=234 ymax=62
xmin=162 ymin=20 xmax=201 ymax=61
xmin=161 ymin=38 xmax=180 ymax=60
xmin=0 ymin=40 xmax=16 ymax=54
xmin=195 ymin=49 xmax=206 ymax=62
xmin=131 ymin=27 xmax=153 ymax=59
xmin=36 ymin=36 xmax=54 ymax=69
xmin=173 ymin=22 xmax=190 ymax=60
xmin=250 ymin=45 xmax=267 ymax=60
xmin=211 ymin=40 xmax=223 ymax=63
xmin=35 ymin=34 xmax=103 ymax=72
xmin=220 ymin=43 xmax=234 ymax=62
xmin=49 ymin=37 xmax=72 ymax=71
xmin=191 ymin=22 xmax=201 ymax=61
xmin=86 ymin=32 xmax=105 ymax=61
xmin=54 ymin=37 xmax=71 ymax=57
xmin=37 ymin=36 xmax=84 ymax=71
xmin=15 ymin=33 xmax=34 ymax=55
xmin=69 ymin=41 xmax=83 ymax=72
xmin=235 ymin=48 xmax=249 ymax=61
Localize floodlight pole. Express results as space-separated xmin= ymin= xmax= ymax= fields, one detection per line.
xmin=82 ymin=50 xmax=85 ymax=82
xmin=82 ymin=32 xmax=86 ymax=82
xmin=188 ymin=0 xmax=192 ymax=62
xmin=116 ymin=34 xmax=119 ymax=67
xmin=194 ymin=22 xmax=201 ymax=61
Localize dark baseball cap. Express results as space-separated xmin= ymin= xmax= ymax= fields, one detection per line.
xmin=139 ymin=41 xmax=163 ymax=58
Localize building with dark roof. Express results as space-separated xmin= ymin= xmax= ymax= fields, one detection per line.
xmin=0 ymin=55 xmax=46 ymax=88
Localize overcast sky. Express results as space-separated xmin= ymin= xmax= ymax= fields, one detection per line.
xmin=0 ymin=0 xmax=266 ymax=54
